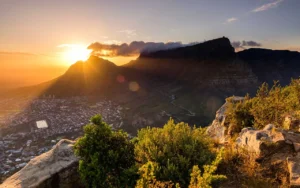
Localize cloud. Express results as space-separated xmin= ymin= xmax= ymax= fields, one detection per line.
xmin=242 ymin=41 xmax=261 ymax=47
xmin=252 ymin=0 xmax=284 ymax=12
xmin=231 ymin=41 xmax=242 ymax=49
xmin=118 ymin=30 xmax=137 ymax=38
xmin=231 ymin=40 xmax=262 ymax=50
xmin=224 ymin=17 xmax=238 ymax=24
xmin=88 ymin=41 xmax=190 ymax=57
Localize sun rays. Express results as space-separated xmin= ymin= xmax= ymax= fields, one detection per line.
xmin=58 ymin=44 xmax=91 ymax=65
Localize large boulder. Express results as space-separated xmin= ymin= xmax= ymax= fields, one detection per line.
xmin=236 ymin=124 xmax=285 ymax=157
xmin=1 ymin=139 xmax=82 ymax=188
xmin=236 ymin=125 xmax=300 ymax=186
xmin=206 ymin=96 xmax=244 ymax=143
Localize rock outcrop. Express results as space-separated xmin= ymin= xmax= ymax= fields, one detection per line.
xmin=236 ymin=125 xmax=286 ymax=156
xmin=206 ymin=96 xmax=244 ymax=143
xmin=207 ymin=99 xmax=300 ymax=187
xmin=236 ymin=126 xmax=300 ymax=187
xmin=1 ymin=139 xmax=81 ymax=188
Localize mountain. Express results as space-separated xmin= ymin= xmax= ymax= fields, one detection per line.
xmin=41 ymin=56 xmax=122 ymax=97
xmin=124 ymin=37 xmax=258 ymax=94
xmin=0 ymin=56 xmax=125 ymax=98
xmin=139 ymin=37 xmax=235 ymax=60
xmin=238 ymin=48 xmax=300 ymax=86
xmin=2 ymin=37 xmax=300 ymax=133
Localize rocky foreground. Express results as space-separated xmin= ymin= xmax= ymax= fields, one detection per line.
xmin=2 ymin=98 xmax=300 ymax=187
xmin=207 ymin=96 xmax=300 ymax=187
xmin=1 ymin=140 xmax=82 ymax=188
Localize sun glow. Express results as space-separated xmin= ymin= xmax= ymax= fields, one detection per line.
xmin=101 ymin=50 xmax=111 ymax=56
xmin=60 ymin=44 xmax=91 ymax=64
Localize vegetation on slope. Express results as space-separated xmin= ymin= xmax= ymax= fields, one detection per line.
xmin=74 ymin=115 xmax=136 ymax=187
xmin=74 ymin=79 xmax=300 ymax=187
xmin=75 ymin=116 xmax=226 ymax=188
xmin=225 ymin=78 xmax=300 ymax=135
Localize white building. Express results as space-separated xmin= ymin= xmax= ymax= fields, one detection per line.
xmin=36 ymin=120 xmax=48 ymax=129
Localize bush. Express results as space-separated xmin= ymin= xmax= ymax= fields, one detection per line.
xmin=189 ymin=148 xmax=226 ymax=188
xmin=225 ymin=79 xmax=300 ymax=131
xmin=134 ymin=118 xmax=215 ymax=187
xmin=74 ymin=115 xmax=137 ymax=188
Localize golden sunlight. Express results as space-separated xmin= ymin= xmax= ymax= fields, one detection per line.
xmin=61 ymin=44 xmax=91 ymax=63
xmin=101 ymin=50 xmax=111 ymax=56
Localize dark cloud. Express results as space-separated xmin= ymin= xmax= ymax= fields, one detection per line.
xmin=242 ymin=41 xmax=261 ymax=47
xmin=231 ymin=40 xmax=262 ymax=49
xmin=231 ymin=41 xmax=242 ymax=49
xmin=88 ymin=41 xmax=191 ymax=57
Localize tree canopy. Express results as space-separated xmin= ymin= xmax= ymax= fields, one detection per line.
xmin=74 ymin=115 xmax=136 ymax=188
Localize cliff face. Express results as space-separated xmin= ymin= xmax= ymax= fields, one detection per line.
xmin=1 ymin=139 xmax=82 ymax=188
xmin=238 ymin=48 xmax=300 ymax=86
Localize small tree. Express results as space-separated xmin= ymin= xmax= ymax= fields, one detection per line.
xmin=74 ymin=115 xmax=136 ymax=188
xmin=134 ymin=118 xmax=215 ymax=187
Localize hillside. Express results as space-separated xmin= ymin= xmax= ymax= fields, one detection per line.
xmin=2 ymin=37 xmax=300 ymax=133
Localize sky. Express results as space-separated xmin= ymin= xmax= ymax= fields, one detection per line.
xmin=0 ymin=0 xmax=300 ymax=88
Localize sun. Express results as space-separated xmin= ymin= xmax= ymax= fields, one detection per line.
xmin=62 ymin=45 xmax=91 ymax=63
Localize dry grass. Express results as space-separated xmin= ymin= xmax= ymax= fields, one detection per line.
xmin=216 ymin=142 xmax=288 ymax=188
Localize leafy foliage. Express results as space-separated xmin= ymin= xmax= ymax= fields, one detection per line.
xmin=225 ymin=79 xmax=300 ymax=132
xmin=74 ymin=115 xmax=136 ymax=188
xmin=189 ymin=148 xmax=226 ymax=188
xmin=136 ymin=161 xmax=177 ymax=188
xmin=74 ymin=116 xmax=227 ymax=187
xmin=134 ymin=118 xmax=215 ymax=187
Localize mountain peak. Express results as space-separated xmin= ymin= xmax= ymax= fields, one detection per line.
xmin=139 ymin=37 xmax=235 ymax=60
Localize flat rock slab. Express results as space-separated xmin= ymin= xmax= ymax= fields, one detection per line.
xmin=1 ymin=139 xmax=78 ymax=188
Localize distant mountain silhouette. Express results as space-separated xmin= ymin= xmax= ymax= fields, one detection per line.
xmin=3 ymin=37 xmax=300 ymax=133
xmin=139 ymin=37 xmax=235 ymax=60
xmin=237 ymin=48 xmax=300 ymax=85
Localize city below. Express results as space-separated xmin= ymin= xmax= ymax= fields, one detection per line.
xmin=0 ymin=96 xmax=124 ymax=179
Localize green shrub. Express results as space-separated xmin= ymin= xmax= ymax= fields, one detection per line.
xmin=225 ymin=79 xmax=300 ymax=131
xmin=74 ymin=115 xmax=137 ymax=188
xmin=189 ymin=148 xmax=226 ymax=188
xmin=134 ymin=118 xmax=215 ymax=187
